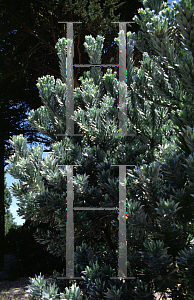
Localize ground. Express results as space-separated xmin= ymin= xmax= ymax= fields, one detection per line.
xmin=0 ymin=276 xmax=30 ymax=299
xmin=0 ymin=275 xmax=53 ymax=299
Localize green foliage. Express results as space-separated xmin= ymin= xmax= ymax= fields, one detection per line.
xmin=61 ymin=283 xmax=83 ymax=300
xmin=27 ymin=273 xmax=60 ymax=300
xmin=4 ymin=173 xmax=17 ymax=235
xmin=4 ymin=210 xmax=17 ymax=236
xmin=6 ymin=0 xmax=194 ymax=298
xmin=177 ymin=246 xmax=194 ymax=293
xmin=27 ymin=272 xmax=84 ymax=299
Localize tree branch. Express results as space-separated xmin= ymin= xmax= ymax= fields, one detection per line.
xmin=50 ymin=13 xmax=56 ymax=45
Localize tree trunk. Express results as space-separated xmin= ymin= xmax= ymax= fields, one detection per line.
xmin=0 ymin=108 xmax=5 ymax=270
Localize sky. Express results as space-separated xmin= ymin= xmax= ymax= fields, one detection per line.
xmin=5 ymin=0 xmax=180 ymax=226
